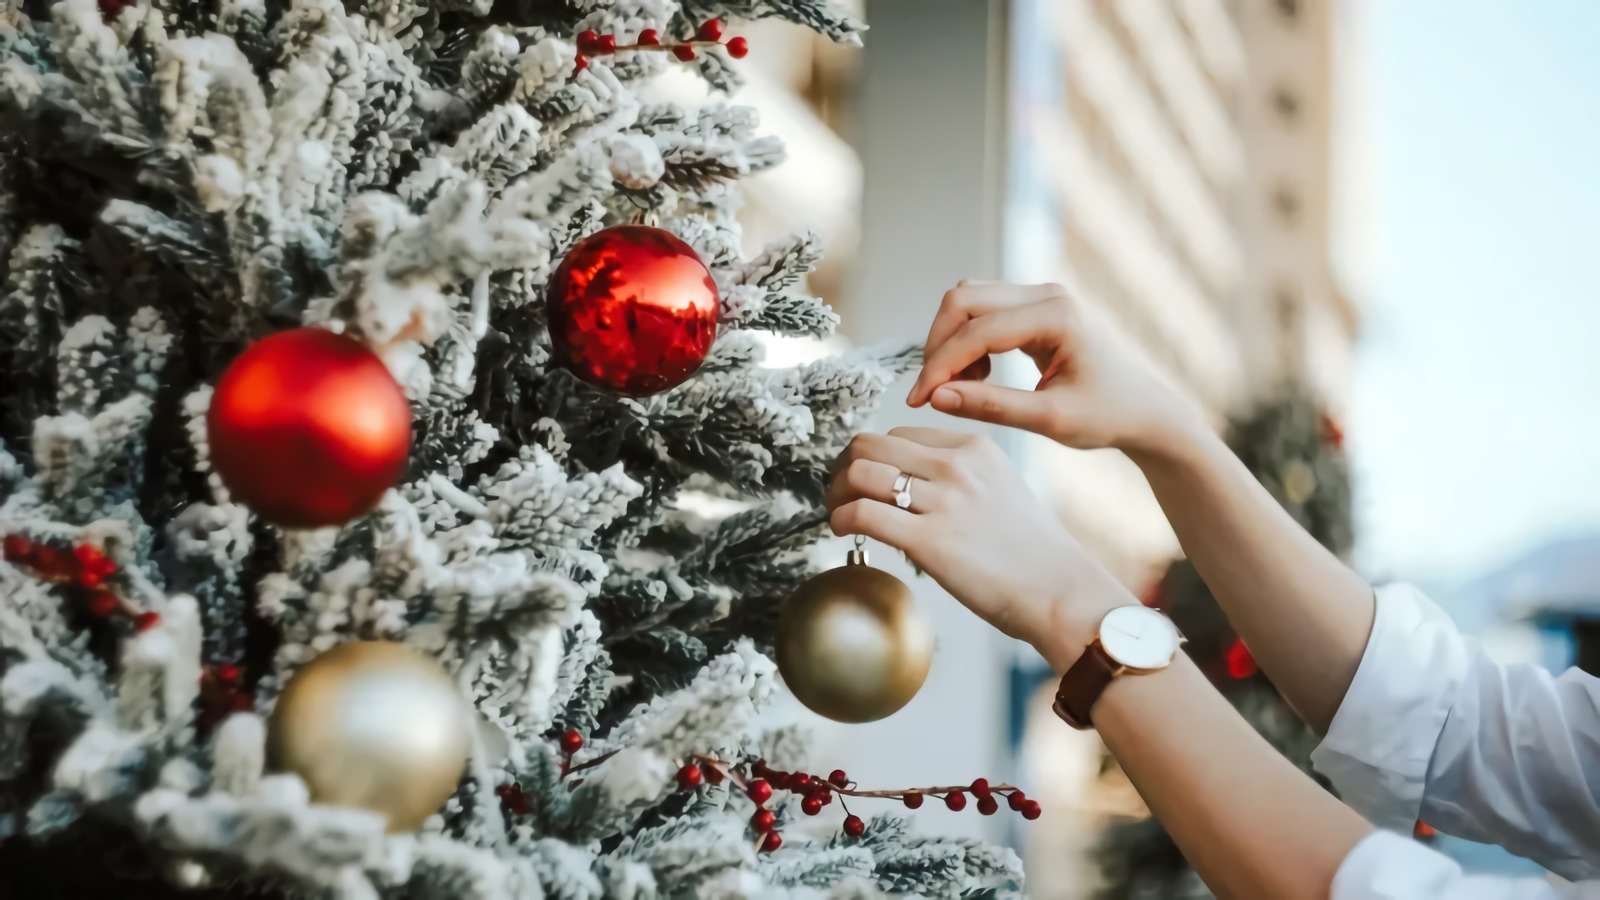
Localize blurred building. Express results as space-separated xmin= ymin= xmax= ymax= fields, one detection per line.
xmin=670 ymin=0 xmax=1360 ymax=893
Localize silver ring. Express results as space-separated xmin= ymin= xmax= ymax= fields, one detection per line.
xmin=893 ymin=472 xmax=914 ymax=510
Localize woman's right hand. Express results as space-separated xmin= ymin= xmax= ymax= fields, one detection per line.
xmin=906 ymin=281 xmax=1207 ymax=462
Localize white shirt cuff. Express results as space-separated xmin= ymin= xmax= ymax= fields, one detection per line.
xmin=1310 ymin=583 xmax=1466 ymax=832
xmin=1333 ymin=830 xmax=1567 ymax=900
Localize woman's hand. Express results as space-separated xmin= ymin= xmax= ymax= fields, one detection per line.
xmin=906 ymin=281 xmax=1207 ymax=462
xmin=824 ymin=427 xmax=1133 ymax=670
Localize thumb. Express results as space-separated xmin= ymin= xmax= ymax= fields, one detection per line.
xmin=930 ymin=381 xmax=1062 ymax=435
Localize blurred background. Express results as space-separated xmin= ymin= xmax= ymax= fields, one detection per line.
xmin=654 ymin=0 xmax=1600 ymax=894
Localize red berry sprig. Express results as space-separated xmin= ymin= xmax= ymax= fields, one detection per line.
xmin=4 ymin=534 xmax=161 ymax=632
xmin=571 ymin=20 xmax=751 ymax=74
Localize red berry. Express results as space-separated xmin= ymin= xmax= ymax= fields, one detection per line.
xmin=73 ymin=544 xmax=106 ymax=571
xmin=672 ymin=45 xmax=696 ymax=61
xmin=576 ymin=29 xmax=601 ymax=54
xmin=801 ymin=795 xmax=823 ymax=816
xmin=559 ymin=729 xmax=584 ymax=754
xmin=704 ymin=764 xmax=725 ymax=785
xmin=697 ymin=19 xmax=724 ymax=41
xmin=788 ymin=772 xmax=812 ymax=791
xmin=843 ymin=814 xmax=866 ymax=838
xmin=747 ymin=779 xmax=772 ymax=805
xmin=216 ymin=663 xmax=241 ymax=686
xmin=828 ymin=769 xmax=849 ymax=788
xmin=977 ymin=795 xmax=999 ymax=816
xmin=573 ymin=55 xmax=589 ymax=73
xmin=970 ymin=778 xmax=991 ymax=797
xmin=4 ymin=534 xmax=33 ymax=563
xmin=597 ymin=34 xmax=617 ymax=53
xmin=761 ymin=830 xmax=783 ymax=852
xmin=133 ymin=611 xmax=160 ymax=632
xmin=944 ymin=791 xmax=967 ymax=812
xmin=677 ymin=763 xmax=703 ymax=789
xmin=87 ymin=590 xmax=118 ymax=618
xmin=638 ymin=29 xmax=660 ymax=45
xmin=1021 ymin=800 xmax=1042 ymax=820
xmin=495 ymin=784 xmax=512 ymax=796
xmin=1007 ymin=791 xmax=1028 ymax=811
xmin=750 ymin=808 xmax=776 ymax=832
xmin=903 ymin=793 xmax=924 ymax=809
xmin=727 ymin=36 xmax=749 ymax=59
xmin=31 ymin=545 xmax=70 ymax=579
xmin=78 ymin=569 xmax=105 ymax=589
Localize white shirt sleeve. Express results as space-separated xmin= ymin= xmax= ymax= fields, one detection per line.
xmin=1309 ymin=583 xmax=1600 ymax=897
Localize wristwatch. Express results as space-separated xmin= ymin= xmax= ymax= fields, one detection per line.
xmin=1053 ymin=605 xmax=1185 ymax=729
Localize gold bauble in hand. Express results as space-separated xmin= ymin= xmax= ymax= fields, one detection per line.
xmin=266 ymin=641 xmax=471 ymax=832
xmin=776 ymin=542 xmax=933 ymax=723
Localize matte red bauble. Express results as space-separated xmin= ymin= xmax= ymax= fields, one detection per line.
xmin=207 ymin=328 xmax=411 ymax=528
xmin=545 ymin=225 xmax=719 ymax=396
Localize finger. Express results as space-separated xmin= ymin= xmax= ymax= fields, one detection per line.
xmin=829 ymin=498 xmax=921 ymax=550
xmin=916 ymin=301 xmax=1055 ymax=404
xmin=912 ymin=283 xmax=1059 ymax=405
xmin=930 ymin=381 xmax=1063 ymax=435
xmin=839 ymin=432 xmax=947 ymax=479
xmin=885 ymin=426 xmax=976 ymax=450
xmin=825 ymin=457 xmax=910 ymax=512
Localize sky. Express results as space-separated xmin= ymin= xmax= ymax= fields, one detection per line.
xmin=1340 ymin=0 xmax=1600 ymax=588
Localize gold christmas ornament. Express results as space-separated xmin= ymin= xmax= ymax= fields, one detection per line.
xmin=266 ymin=641 xmax=472 ymax=832
xmin=776 ymin=538 xmax=933 ymax=723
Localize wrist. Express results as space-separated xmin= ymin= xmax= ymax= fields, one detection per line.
xmin=1123 ymin=406 xmax=1217 ymax=475
xmin=1033 ymin=572 xmax=1139 ymax=674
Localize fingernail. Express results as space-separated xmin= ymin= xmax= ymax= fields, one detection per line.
xmin=932 ymin=386 xmax=959 ymax=409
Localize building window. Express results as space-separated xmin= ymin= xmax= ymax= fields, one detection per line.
xmin=1275 ymin=0 xmax=1301 ymax=21
xmin=1271 ymin=184 xmax=1301 ymax=225
xmin=1270 ymin=86 xmax=1300 ymax=124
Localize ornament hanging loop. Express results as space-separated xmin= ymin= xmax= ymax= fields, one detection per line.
xmin=848 ymin=535 xmax=868 ymax=566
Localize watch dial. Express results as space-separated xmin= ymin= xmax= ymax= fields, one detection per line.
xmin=1098 ymin=606 xmax=1181 ymax=670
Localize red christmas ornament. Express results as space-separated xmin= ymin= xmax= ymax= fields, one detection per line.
xmin=207 ymin=328 xmax=412 ymax=528
xmin=545 ymin=226 xmax=719 ymax=396
xmin=1225 ymin=637 xmax=1258 ymax=680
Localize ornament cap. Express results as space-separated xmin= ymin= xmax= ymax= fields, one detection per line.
xmin=847 ymin=535 xmax=868 ymax=566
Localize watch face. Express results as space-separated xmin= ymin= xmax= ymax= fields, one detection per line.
xmin=1098 ymin=606 xmax=1183 ymax=671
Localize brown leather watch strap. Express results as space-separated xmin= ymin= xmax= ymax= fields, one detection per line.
xmin=1052 ymin=641 xmax=1117 ymax=730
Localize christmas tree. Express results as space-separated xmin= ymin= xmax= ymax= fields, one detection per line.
xmin=1091 ymin=389 xmax=1356 ymax=900
xmin=0 ymin=1 xmax=1024 ymax=896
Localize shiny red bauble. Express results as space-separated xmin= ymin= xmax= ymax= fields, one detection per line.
xmin=207 ymin=328 xmax=411 ymax=528
xmin=545 ymin=225 xmax=719 ymax=396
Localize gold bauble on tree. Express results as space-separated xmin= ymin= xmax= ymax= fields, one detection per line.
xmin=775 ymin=539 xmax=933 ymax=723
xmin=266 ymin=641 xmax=471 ymax=832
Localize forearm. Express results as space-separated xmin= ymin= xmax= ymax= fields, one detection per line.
xmin=1131 ymin=425 xmax=1375 ymax=732
xmin=1095 ymin=655 xmax=1373 ymax=899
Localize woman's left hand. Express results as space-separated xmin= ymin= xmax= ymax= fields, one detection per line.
xmin=824 ymin=427 xmax=1132 ymax=668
